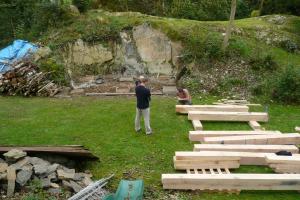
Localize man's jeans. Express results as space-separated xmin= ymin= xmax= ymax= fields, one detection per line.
xmin=135 ymin=107 xmax=152 ymax=134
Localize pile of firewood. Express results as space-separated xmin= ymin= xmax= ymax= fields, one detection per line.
xmin=0 ymin=61 xmax=60 ymax=97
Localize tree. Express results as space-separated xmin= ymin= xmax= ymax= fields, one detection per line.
xmin=259 ymin=0 xmax=264 ymax=15
xmin=222 ymin=0 xmax=237 ymax=50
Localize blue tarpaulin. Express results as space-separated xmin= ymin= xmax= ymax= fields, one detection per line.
xmin=0 ymin=40 xmax=38 ymax=74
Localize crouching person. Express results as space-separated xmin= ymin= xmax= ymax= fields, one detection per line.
xmin=177 ymin=88 xmax=192 ymax=105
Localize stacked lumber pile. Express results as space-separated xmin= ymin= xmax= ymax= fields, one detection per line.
xmin=0 ymin=149 xmax=106 ymax=198
xmin=162 ymin=104 xmax=300 ymax=192
xmin=0 ymin=61 xmax=59 ymax=97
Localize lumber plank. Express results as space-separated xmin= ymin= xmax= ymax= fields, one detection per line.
xmin=7 ymin=167 xmax=16 ymax=197
xmin=248 ymin=121 xmax=261 ymax=130
xmin=176 ymin=105 xmax=249 ymax=114
xmin=296 ymin=127 xmax=300 ymax=132
xmin=203 ymin=133 xmax=300 ymax=145
xmin=193 ymin=144 xmax=299 ymax=153
xmin=161 ymin=174 xmax=300 ymax=190
xmin=0 ymin=146 xmax=98 ymax=159
xmin=266 ymin=155 xmax=300 ymax=165
xmin=188 ymin=111 xmax=268 ymax=122
xmin=174 ymin=159 xmax=240 ymax=170
xmin=192 ymin=120 xmax=203 ymax=131
xmin=189 ymin=131 xmax=281 ymax=142
xmin=175 ymin=151 xmax=280 ymax=165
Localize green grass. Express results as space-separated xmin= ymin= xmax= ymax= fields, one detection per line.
xmin=1 ymin=96 xmax=300 ymax=199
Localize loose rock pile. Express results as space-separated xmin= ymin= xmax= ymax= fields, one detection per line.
xmin=0 ymin=61 xmax=60 ymax=97
xmin=0 ymin=149 xmax=96 ymax=198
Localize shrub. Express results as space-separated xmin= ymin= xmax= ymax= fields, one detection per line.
xmin=280 ymin=40 xmax=299 ymax=53
xmin=72 ymin=0 xmax=90 ymax=13
xmin=250 ymin=10 xmax=260 ymax=17
xmin=249 ymin=54 xmax=278 ymax=71
xmin=227 ymin=39 xmax=249 ymax=57
xmin=39 ymin=58 xmax=68 ymax=85
xmin=272 ymin=65 xmax=300 ymax=104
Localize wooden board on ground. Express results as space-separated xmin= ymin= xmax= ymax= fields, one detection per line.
xmin=203 ymin=133 xmax=300 ymax=145
xmin=266 ymin=155 xmax=300 ymax=165
xmin=0 ymin=146 xmax=98 ymax=159
xmin=162 ymin=174 xmax=300 ymax=190
xmin=296 ymin=127 xmax=300 ymax=132
xmin=189 ymin=130 xmax=281 ymax=142
xmin=188 ymin=111 xmax=268 ymax=122
xmin=175 ymin=151 xmax=279 ymax=165
xmin=248 ymin=121 xmax=262 ymax=130
xmin=192 ymin=120 xmax=203 ymax=130
xmin=193 ymin=144 xmax=299 ymax=153
xmin=176 ymin=105 xmax=249 ymax=114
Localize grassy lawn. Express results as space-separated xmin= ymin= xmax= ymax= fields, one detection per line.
xmin=0 ymin=96 xmax=300 ymax=199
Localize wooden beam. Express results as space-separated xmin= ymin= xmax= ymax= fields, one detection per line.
xmin=176 ymin=105 xmax=249 ymax=114
xmin=203 ymin=133 xmax=300 ymax=145
xmin=188 ymin=111 xmax=268 ymax=122
xmin=266 ymin=155 xmax=300 ymax=165
xmin=175 ymin=151 xmax=277 ymax=165
xmin=192 ymin=120 xmax=203 ymax=131
xmin=162 ymin=174 xmax=300 ymax=190
xmin=189 ymin=130 xmax=281 ymax=142
xmin=0 ymin=146 xmax=98 ymax=159
xmin=248 ymin=121 xmax=262 ymax=130
xmin=174 ymin=158 xmax=240 ymax=170
xmin=296 ymin=127 xmax=300 ymax=132
xmin=193 ymin=144 xmax=299 ymax=153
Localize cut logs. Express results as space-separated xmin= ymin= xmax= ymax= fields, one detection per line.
xmin=189 ymin=130 xmax=281 ymax=142
xmin=176 ymin=105 xmax=249 ymax=114
xmin=188 ymin=111 xmax=268 ymax=122
xmin=193 ymin=144 xmax=299 ymax=153
xmin=162 ymin=174 xmax=300 ymax=190
xmin=203 ymin=133 xmax=300 ymax=145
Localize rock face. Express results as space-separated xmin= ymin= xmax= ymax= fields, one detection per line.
xmin=132 ymin=23 xmax=180 ymax=75
xmin=63 ymin=23 xmax=183 ymax=82
xmin=66 ymin=39 xmax=113 ymax=66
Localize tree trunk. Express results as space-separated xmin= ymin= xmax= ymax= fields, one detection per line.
xmin=259 ymin=0 xmax=265 ymax=15
xmin=222 ymin=0 xmax=237 ymax=50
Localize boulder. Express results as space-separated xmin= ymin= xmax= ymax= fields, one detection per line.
xmin=34 ymin=163 xmax=50 ymax=175
xmin=57 ymin=168 xmax=75 ymax=180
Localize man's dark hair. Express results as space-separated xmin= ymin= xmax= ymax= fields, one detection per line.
xmin=177 ymin=88 xmax=184 ymax=93
xmin=135 ymin=80 xmax=141 ymax=86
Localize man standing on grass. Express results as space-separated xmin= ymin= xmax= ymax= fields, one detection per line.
xmin=135 ymin=76 xmax=152 ymax=135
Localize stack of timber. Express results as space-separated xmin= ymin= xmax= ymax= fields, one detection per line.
xmin=162 ymin=174 xmax=300 ymax=190
xmin=189 ymin=130 xmax=281 ymax=142
xmin=213 ymin=99 xmax=261 ymax=106
xmin=193 ymin=144 xmax=299 ymax=153
xmin=266 ymin=155 xmax=300 ymax=173
xmin=0 ymin=61 xmax=59 ymax=96
xmin=202 ymin=133 xmax=300 ymax=145
xmin=176 ymin=105 xmax=249 ymax=114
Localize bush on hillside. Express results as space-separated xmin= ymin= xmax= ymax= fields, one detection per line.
xmin=250 ymin=10 xmax=260 ymax=17
xmin=249 ymin=54 xmax=278 ymax=71
xmin=72 ymin=0 xmax=90 ymax=13
xmin=280 ymin=40 xmax=299 ymax=53
xmin=272 ymin=65 xmax=300 ymax=104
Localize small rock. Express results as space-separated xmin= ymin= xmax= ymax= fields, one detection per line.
xmin=82 ymin=176 xmax=93 ymax=186
xmin=48 ymin=172 xmax=57 ymax=181
xmin=69 ymin=180 xmax=83 ymax=193
xmin=0 ymin=173 xmax=7 ymax=180
xmin=50 ymin=182 xmax=60 ymax=188
xmin=0 ymin=158 xmax=5 ymax=163
xmin=3 ymin=149 xmax=27 ymax=162
xmin=73 ymin=173 xmax=85 ymax=181
xmin=0 ymin=163 xmax=8 ymax=173
xmin=48 ymin=188 xmax=61 ymax=195
xmin=16 ymin=168 xmax=32 ymax=186
xmin=10 ymin=157 xmax=30 ymax=170
xmin=34 ymin=164 xmax=49 ymax=175
xmin=46 ymin=163 xmax=59 ymax=174
xmin=57 ymin=168 xmax=75 ymax=180
xmin=62 ymin=180 xmax=72 ymax=190
xmin=41 ymin=178 xmax=51 ymax=188
xmin=28 ymin=157 xmax=50 ymax=166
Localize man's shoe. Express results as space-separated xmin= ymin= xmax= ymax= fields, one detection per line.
xmin=146 ymin=132 xmax=152 ymax=135
xmin=136 ymin=129 xmax=142 ymax=133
